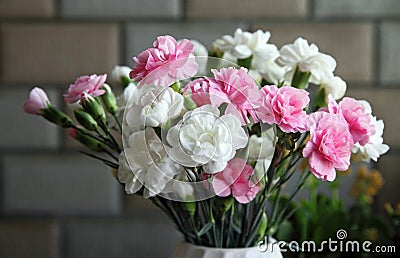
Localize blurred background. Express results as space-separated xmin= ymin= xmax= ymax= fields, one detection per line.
xmin=0 ymin=0 xmax=399 ymax=257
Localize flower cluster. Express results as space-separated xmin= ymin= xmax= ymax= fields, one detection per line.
xmin=23 ymin=29 xmax=389 ymax=249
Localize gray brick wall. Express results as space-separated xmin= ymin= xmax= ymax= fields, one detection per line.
xmin=66 ymin=219 xmax=181 ymax=258
xmin=2 ymin=154 xmax=121 ymax=215
xmin=61 ymin=0 xmax=182 ymax=19
xmin=1 ymin=1 xmax=399 ymax=257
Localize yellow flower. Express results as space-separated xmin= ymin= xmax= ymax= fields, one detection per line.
xmin=351 ymin=165 xmax=384 ymax=204
xmin=364 ymin=228 xmax=378 ymax=242
xmin=396 ymin=203 xmax=400 ymax=215
xmin=366 ymin=186 xmax=377 ymax=196
xmin=369 ymin=170 xmax=384 ymax=189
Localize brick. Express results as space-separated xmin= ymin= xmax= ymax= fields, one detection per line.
xmin=0 ymin=0 xmax=54 ymax=18
xmin=0 ymin=23 xmax=119 ymax=84
xmin=0 ymin=87 xmax=59 ymax=149
xmin=61 ymin=0 xmax=181 ymax=19
xmin=315 ymin=0 xmax=400 ymax=18
xmin=346 ymin=89 xmax=400 ymax=148
xmin=2 ymin=154 xmax=122 ymax=215
xmin=380 ymin=22 xmax=400 ymax=84
xmin=124 ymin=194 xmax=159 ymax=213
xmin=376 ymin=154 xmax=400 ymax=207
xmin=66 ymin=219 xmax=181 ymax=258
xmin=126 ymin=22 xmax=245 ymax=65
xmin=0 ymin=220 xmax=58 ymax=258
xmin=252 ymin=23 xmax=374 ymax=83
xmin=185 ymin=0 xmax=307 ymax=19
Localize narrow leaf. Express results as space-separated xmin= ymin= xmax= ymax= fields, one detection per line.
xmin=197 ymin=222 xmax=214 ymax=236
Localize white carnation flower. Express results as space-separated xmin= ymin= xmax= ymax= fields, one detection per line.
xmin=116 ymin=82 xmax=138 ymax=109
xmin=163 ymin=171 xmax=195 ymax=200
xmin=277 ymin=37 xmax=337 ymax=84
xmin=118 ymin=151 xmax=142 ymax=194
xmin=190 ymin=39 xmax=208 ymax=57
xmin=166 ymin=105 xmax=248 ymax=174
xmin=248 ymin=127 xmax=276 ymax=183
xmin=107 ymin=82 xmax=139 ymax=130
xmin=320 ymin=75 xmax=347 ymax=100
xmin=119 ymin=128 xmax=183 ymax=198
xmin=124 ymin=86 xmax=183 ymax=129
xmin=248 ymin=127 xmax=276 ymax=160
xmin=216 ymin=29 xmax=279 ymax=69
xmin=111 ymin=65 xmax=132 ymax=85
xmin=351 ymin=102 xmax=390 ymax=162
xmin=257 ymin=60 xmax=289 ymax=85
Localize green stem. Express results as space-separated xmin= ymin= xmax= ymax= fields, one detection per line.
xmin=198 ymin=200 xmax=213 ymax=245
xmin=226 ymin=204 xmax=234 ymax=248
xmin=220 ymin=213 xmax=225 ymax=248
xmin=112 ymin=113 xmax=123 ymax=133
xmin=79 ymin=151 xmax=118 ymax=168
xmin=237 ymin=55 xmax=253 ymax=69
xmin=240 ymin=203 xmax=249 ymax=246
xmin=273 ymin=172 xmax=311 ymax=229
xmin=99 ymin=120 xmax=121 ymax=153
xmin=331 ymin=187 xmax=340 ymax=209
xmin=291 ymin=66 xmax=311 ymax=89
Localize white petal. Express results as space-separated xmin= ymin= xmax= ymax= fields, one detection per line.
xmin=203 ymin=160 xmax=228 ymax=174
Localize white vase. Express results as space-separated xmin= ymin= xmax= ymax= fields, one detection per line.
xmin=171 ymin=238 xmax=283 ymax=258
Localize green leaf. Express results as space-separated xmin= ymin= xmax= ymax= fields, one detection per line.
xmin=232 ymin=222 xmax=242 ymax=234
xmin=197 ymin=222 xmax=214 ymax=237
xmin=276 ymin=220 xmax=294 ymax=241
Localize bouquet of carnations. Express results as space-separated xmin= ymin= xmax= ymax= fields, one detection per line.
xmin=23 ymin=28 xmax=389 ymax=250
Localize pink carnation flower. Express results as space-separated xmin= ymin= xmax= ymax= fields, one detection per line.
xmin=23 ymin=87 xmax=50 ymax=115
xmin=183 ymin=67 xmax=261 ymax=124
xmin=212 ymin=158 xmax=261 ymax=204
xmin=257 ymin=85 xmax=310 ymax=133
xmin=211 ymin=67 xmax=261 ymax=124
xmin=182 ymin=77 xmax=212 ymax=106
xmin=182 ymin=68 xmax=263 ymax=124
xmin=327 ymin=96 xmax=375 ymax=146
xmin=64 ymin=74 xmax=107 ymax=103
xmin=130 ymin=35 xmax=198 ymax=87
xmin=303 ymin=111 xmax=353 ymax=181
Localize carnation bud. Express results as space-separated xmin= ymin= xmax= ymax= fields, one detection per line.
xmin=183 ymin=202 xmax=196 ymax=217
xmin=170 ymin=81 xmax=181 ymax=93
xmin=209 ymin=40 xmax=224 ymax=58
xmin=74 ymin=109 xmax=98 ymax=131
xmin=42 ymin=105 xmax=74 ymax=128
xmin=100 ymin=84 xmax=118 ymax=115
xmin=183 ymin=96 xmax=197 ymax=110
xmin=111 ymin=66 xmax=132 ymax=88
xmin=23 ymin=87 xmax=50 ymax=115
xmin=68 ymin=128 xmax=106 ymax=152
xmin=81 ymin=93 xmax=106 ymax=125
xmin=214 ymin=196 xmax=234 ymax=215
xmin=256 ymin=212 xmax=268 ymax=241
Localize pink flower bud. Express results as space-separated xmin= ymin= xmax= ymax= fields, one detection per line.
xmin=23 ymin=87 xmax=50 ymax=115
xmin=68 ymin=128 xmax=78 ymax=138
